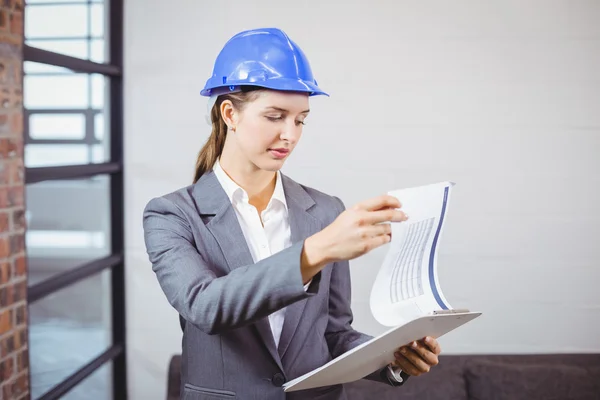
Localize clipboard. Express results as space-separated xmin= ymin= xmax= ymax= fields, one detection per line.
xmin=283 ymin=310 xmax=481 ymax=392
xmin=284 ymin=182 xmax=482 ymax=392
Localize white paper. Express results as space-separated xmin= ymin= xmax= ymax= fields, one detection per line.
xmin=283 ymin=181 xmax=481 ymax=393
xmin=370 ymin=181 xmax=455 ymax=327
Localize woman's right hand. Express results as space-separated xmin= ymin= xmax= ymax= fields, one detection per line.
xmin=301 ymin=195 xmax=408 ymax=280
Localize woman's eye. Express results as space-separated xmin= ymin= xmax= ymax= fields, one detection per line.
xmin=265 ymin=116 xmax=305 ymax=126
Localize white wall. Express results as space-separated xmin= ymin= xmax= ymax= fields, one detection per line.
xmin=124 ymin=1 xmax=600 ymax=398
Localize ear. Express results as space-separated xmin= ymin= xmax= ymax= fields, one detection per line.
xmin=220 ymin=100 xmax=238 ymax=131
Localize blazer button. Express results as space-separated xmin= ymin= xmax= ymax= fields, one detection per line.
xmin=271 ymin=373 xmax=285 ymax=387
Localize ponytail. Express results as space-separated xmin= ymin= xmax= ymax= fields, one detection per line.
xmin=193 ymin=104 xmax=227 ymax=183
xmin=193 ymin=87 xmax=264 ymax=183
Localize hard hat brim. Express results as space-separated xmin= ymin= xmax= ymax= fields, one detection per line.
xmin=200 ymin=77 xmax=329 ymax=97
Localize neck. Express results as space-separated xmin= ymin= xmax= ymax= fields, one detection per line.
xmin=219 ymin=154 xmax=277 ymax=209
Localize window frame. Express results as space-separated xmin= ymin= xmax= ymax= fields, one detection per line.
xmin=23 ymin=0 xmax=126 ymax=398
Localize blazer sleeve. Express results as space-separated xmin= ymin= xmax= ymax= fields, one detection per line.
xmin=143 ymin=196 xmax=319 ymax=335
xmin=323 ymin=196 xmax=372 ymax=357
xmin=324 ymin=257 xmax=371 ymax=357
xmin=324 ymin=197 xmax=407 ymax=387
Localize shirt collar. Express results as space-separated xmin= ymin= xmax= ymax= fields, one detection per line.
xmin=213 ymin=159 xmax=288 ymax=210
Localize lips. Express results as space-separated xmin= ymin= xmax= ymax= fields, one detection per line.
xmin=269 ymin=148 xmax=289 ymax=159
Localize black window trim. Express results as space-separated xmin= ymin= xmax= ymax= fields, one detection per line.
xmin=24 ymin=0 xmax=127 ymax=398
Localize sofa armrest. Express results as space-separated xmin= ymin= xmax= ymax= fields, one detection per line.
xmin=166 ymin=355 xmax=181 ymax=400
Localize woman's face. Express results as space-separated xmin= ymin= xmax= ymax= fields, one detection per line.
xmin=223 ymin=90 xmax=310 ymax=172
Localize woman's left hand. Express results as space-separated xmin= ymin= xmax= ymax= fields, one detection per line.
xmin=392 ymin=336 xmax=441 ymax=377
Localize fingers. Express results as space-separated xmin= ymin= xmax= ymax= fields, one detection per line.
xmin=406 ymin=340 xmax=439 ymax=366
xmin=362 ymin=223 xmax=392 ymax=238
xmin=393 ymin=347 xmax=430 ymax=376
xmin=363 ymin=209 xmax=408 ymax=225
xmin=355 ymin=195 xmax=401 ymax=212
xmin=392 ymin=339 xmax=441 ymax=377
xmin=356 ymin=217 xmax=403 ymax=253
xmin=365 ymin=233 xmax=391 ymax=252
xmin=422 ymin=336 xmax=441 ymax=355
xmin=392 ymin=354 xmax=423 ymax=376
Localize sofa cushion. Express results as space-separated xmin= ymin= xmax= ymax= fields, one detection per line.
xmin=344 ymin=362 xmax=468 ymax=400
xmin=465 ymin=359 xmax=600 ymax=400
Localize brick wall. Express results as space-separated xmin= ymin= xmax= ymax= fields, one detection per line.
xmin=0 ymin=1 xmax=28 ymax=399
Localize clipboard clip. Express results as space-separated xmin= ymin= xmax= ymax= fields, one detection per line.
xmin=432 ymin=309 xmax=470 ymax=315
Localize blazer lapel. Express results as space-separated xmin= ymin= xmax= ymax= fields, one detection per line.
xmin=192 ymin=171 xmax=323 ymax=369
xmin=193 ymin=171 xmax=284 ymax=371
xmin=277 ymin=174 xmax=322 ymax=359
xmin=193 ymin=170 xmax=254 ymax=272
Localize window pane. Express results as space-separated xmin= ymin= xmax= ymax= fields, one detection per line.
xmin=25 ymin=5 xmax=88 ymax=38
xmin=25 ymin=176 xmax=111 ymax=286
xmin=29 ymin=269 xmax=113 ymax=399
xmin=25 ymin=134 xmax=111 ymax=168
xmin=25 ymin=144 xmax=89 ymax=167
xmin=23 ymin=61 xmax=70 ymax=75
xmin=90 ymin=4 xmax=105 ymax=37
xmin=94 ymin=113 xmax=105 ymax=140
xmin=29 ymin=114 xmax=86 ymax=140
xmin=91 ymin=74 xmax=106 ymax=109
xmin=91 ymin=144 xmax=106 ymax=163
xmin=24 ymin=69 xmax=111 ymax=166
xmin=62 ymin=361 xmax=113 ymax=400
xmin=24 ymin=74 xmax=89 ymax=109
xmin=25 ymin=0 xmax=109 ymax=62
xmin=26 ymin=41 xmax=107 ymax=65
xmin=26 ymin=39 xmax=88 ymax=60
xmin=91 ymin=39 xmax=106 ymax=63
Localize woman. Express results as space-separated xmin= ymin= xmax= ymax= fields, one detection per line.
xmin=143 ymin=27 xmax=441 ymax=400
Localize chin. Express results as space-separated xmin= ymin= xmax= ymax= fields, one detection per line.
xmin=255 ymin=157 xmax=286 ymax=172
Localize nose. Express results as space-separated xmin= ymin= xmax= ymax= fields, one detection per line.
xmin=280 ymin=120 xmax=302 ymax=144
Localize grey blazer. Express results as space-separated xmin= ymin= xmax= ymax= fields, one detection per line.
xmin=143 ymin=170 xmax=401 ymax=400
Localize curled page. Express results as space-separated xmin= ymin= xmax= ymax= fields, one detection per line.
xmin=282 ymin=181 xmax=482 ymax=393
xmin=370 ymin=181 xmax=455 ymax=327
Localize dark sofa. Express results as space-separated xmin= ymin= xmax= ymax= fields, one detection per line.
xmin=167 ymin=353 xmax=600 ymax=399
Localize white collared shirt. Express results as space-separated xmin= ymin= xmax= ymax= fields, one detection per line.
xmin=213 ymin=160 xmax=307 ymax=347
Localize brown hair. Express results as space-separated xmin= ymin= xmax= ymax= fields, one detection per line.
xmin=193 ymin=87 xmax=263 ymax=183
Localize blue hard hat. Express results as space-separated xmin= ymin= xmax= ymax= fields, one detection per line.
xmin=201 ymin=28 xmax=328 ymax=97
